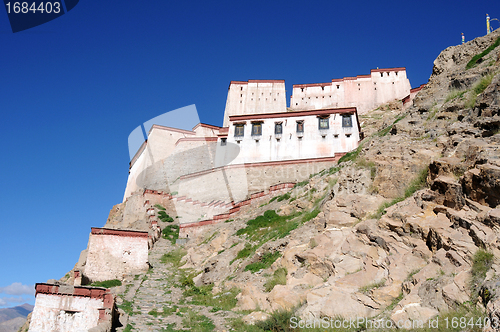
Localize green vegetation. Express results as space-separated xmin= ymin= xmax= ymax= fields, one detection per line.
xmin=359 ymin=279 xmax=386 ymax=294
xmin=118 ymin=299 xmax=135 ymax=316
xmin=377 ymin=113 xmax=407 ymax=137
xmin=230 ymin=243 xmax=255 ymax=265
xmin=201 ymin=231 xmax=218 ymax=245
xmin=158 ymin=210 xmax=174 ymax=223
xmin=293 ymin=180 xmax=309 ymax=188
xmin=371 ymin=166 xmax=428 ymax=219
xmin=338 ymin=145 xmax=362 ymax=164
xmin=123 ymin=324 xmax=134 ymax=332
xmin=474 ymin=72 xmax=495 ymax=95
xmin=356 ymin=158 xmax=376 ymax=179
xmin=162 ymin=224 xmax=180 ymax=244
xmin=270 ymin=192 xmax=291 ymax=203
xmin=155 ymin=204 xmax=166 ymax=210
xmin=470 ymin=249 xmax=494 ymax=301
xmin=160 ymin=247 xmax=186 ymax=267
xmin=91 ymin=279 xmax=122 ymax=288
xmin=181 ymin=310 xmax=216 ymax=332
xmin=244 ymin=251 xmax=281 ymax=273
xmin=181 ymin=273 xmax=239 ymax=311
xmin=405 ymin=268 xmax=422 ymax=282
xmin=235 ymin=210 xmax=301 ymax=243
xmin=445 ymin=89 xmax=467 ymax=103
xmin=466 ymin=36 xmax=500 ymax=69
xmin=264 ymin=267 xmax=287 ymax=292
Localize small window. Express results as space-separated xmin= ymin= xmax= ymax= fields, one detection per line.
xmin=346 ymin=134 xmax=351 ymax=137
xmin=380 ymin=73 xmax=383 ymax=77
xmin=337 ymin=85 xmax=340 ymax=89
xmin=296 ymin=121 xmax=304 ymax=133
xmin=234 ymin=124 xmax=244 ymax=137
xmin=301 ymin=88 xmax=304 ymax=92
xmin=252 ymin=123 xmax=262 ymax=136
xmin=275 ymin=123 xmax=283 ymax=135
xmin=334 ymin=134 xmax=339 ymax=138
xmin=321 ymin=86 xmax=324 ymax=91
xmin=240 ymin=87 xmax=243 ymax=91
xmin=342 ymin=115 xmax=352 ymax=128
xmin=221 ymin=138 xmax=227 ymax=146
xmin=318 ymin=118 xmax=329 ymax=129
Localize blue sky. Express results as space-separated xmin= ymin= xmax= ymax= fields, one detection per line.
xmin=0 ymin=0 xmax=497 ymax=308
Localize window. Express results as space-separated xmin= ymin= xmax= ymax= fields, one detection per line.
xmin=296 ymin=121 xmax=304 ymax=133
xmin=275 ymin=122 xmax=283 ymax=135
xmin=342 ymin=115 xmax=352 ymax=128
xmin=318 ymin=117 xmax=329 ymax=129
xmin=220 ymin=138 xmax=227 ymax=146
xmin=234 ymin=124 xmax=244 ymax=137
xmin=251 ymin=122 xmax=262 ymax=136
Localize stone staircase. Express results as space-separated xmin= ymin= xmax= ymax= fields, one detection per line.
xmin=119 ymin=237 xmax=236 ymax=331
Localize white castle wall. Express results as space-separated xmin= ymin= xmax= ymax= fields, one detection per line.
xmin=29 ymin=284 xmax=114 ymax=332
xmin=223 ymin=80 xmax=287 ymax=127
xmin=290 ymin=68 xmax=411 ymax=114
xmin=224 ymin=108 xmax=360 ymax=165
xmin=85 ymin=228 xmax=149 ymax=282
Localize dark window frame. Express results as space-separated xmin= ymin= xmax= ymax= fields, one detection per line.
xmin=318 ymin=117 xmax=329 ymax=130
xmin=275 ymin=122 xmax=283 ymax=135
xmin=234 ymin=124 xmax=245 ymax=137
xmin=296 ymin=121 xmax=304 ymax=133
xmin=342 ymin=115 xmax=353 ymax=128
xmin=251 ymin=122 xmax=263 ymax=136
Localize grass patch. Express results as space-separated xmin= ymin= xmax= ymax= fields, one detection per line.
xmin=445 ymin=89 xmax=467 ymax=103
xmin=359 ymin=279 xmax=386 ymax=294
xmin=293 ymin=180 xmax=309 ymax=188
xmin=118 ymin=300 xmax=135 ymax=316
xmin=154 ymin=204 xmax=166 ymax=210
xmin=277 ymin=192 xmax=291 ymax=202
xmin=158 ymin=210 xmax=174 ymax=223
xmin=244 ymin=251 xmax=281 ymax=273
xmin=378 ymin=113 xmax=407 ymax=136
xmin=160 ymin=247 xmax=186 ymax=267
xmin=405 ymin=268 xmax=422 ymax=281
xmin=356 ymin=158 xmax=376 ymax=179
xmin=235 ymin=210 xmax=301 ymax=243
xmin=162 ymin=224 xmax=180 ymax=244
xmin=301 ymin=208 xmax=320 ymax=223
xmin=91 ymin=279 xmax=122 ymax=288
xmin=371 ymin=166 xmax=428 ymax=219
xmin=338 ymin=145 xmax=362 ymax=164
xmin=182 ymin=310 xmax=215 ymax=332
xmin=183 ymin=281 xmax=239 ymax=311
xmin=123 ymin=324 xmax=134 ymax=332
xmin=466 ymin=36 xmax=500 ymax=69
xmin=201 ymin=231 xmax=218 ymax=245
xmin=264 ymin=267 xmax=288 ymax=292
xmin=230 ymin=243 xmax=256 ymax=265
xmin=474 ymin=72 xmax=495 ymax=95
xmin=470 ymin=249 xmax=494 ymax=300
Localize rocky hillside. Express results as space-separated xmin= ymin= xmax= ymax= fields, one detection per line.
xmin=41 ymin=29 xmax=500 ymax=332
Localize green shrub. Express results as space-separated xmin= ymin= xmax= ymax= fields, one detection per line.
xmin=371 ymin=166 xmax=428 ymax=219
xmin=264 ymin=267 xmax=287 ymax=292
xmin=244 ymin=251 xmax=281 ymax=273
xmin=230 ymin=243 xmax=255 ymax=265
xmin=91 ymin=279 xmax=122 ymax=288
xmin=160 ymin=247 xmax=186 ymax=267
xmin=474 ymin=73 xmax=495 ymax=95
xmin=293 ymin=180 xmax=309 ymax=188
xmin=338 ymin=145 xmax=361 ymax=164
xmin=162 ymin=225 xmax=179 ymax=244
xmin=182 ymin=310 xmax=215 ymax=332
xmin=255 ymin=306 xmax=294 ymax=331
xmin=470 ymin=249 xmax=494 ymax=300
xmin=359 ymin=279 xmax=386 ymax=294
xmin=466 ymin=37 xmax=500 ymax=69
xmin=277 ymin=193 xmax=291 ymax=202
xmin=154 ymin=204 xmax=166 ymax=210
xmin=158 ymin=210 xmax=174 ymax=223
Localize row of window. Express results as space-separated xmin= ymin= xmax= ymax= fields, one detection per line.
xmin=234 ymin=115 xmax=352 ymax=137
